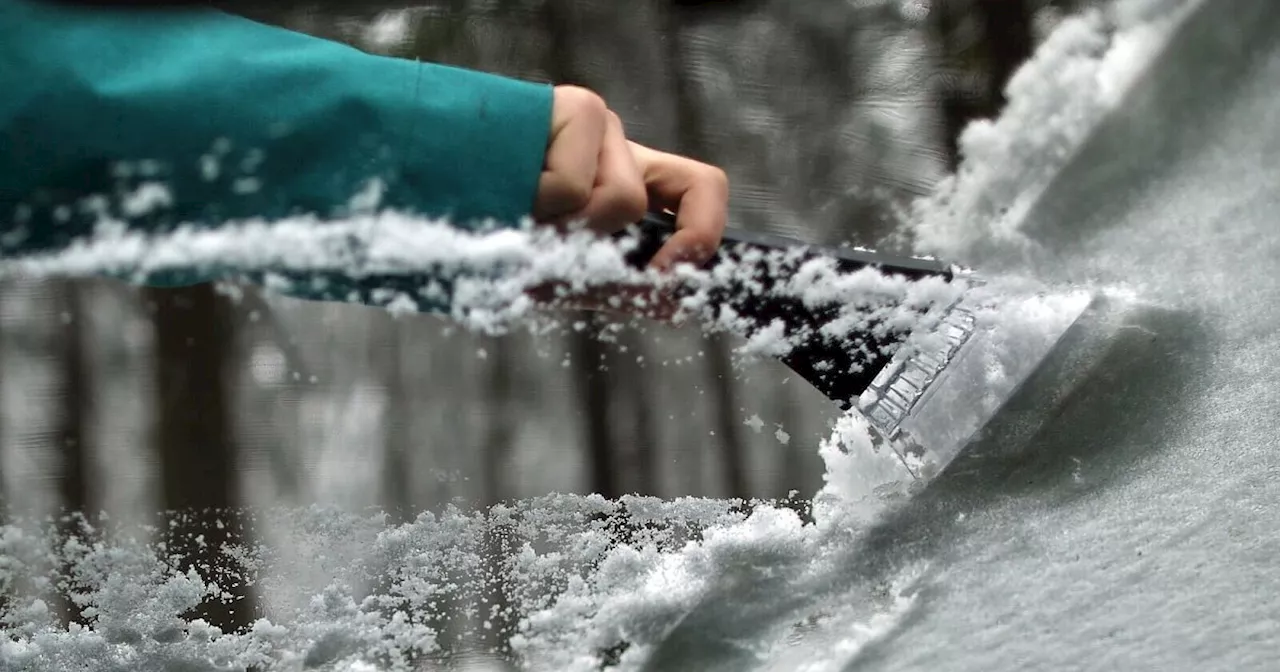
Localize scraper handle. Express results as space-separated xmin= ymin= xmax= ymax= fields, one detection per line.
xmin=615 ymin=211 xmax=956 ymax=408
xmin=620 ymin=210 xmax=952 ymax=279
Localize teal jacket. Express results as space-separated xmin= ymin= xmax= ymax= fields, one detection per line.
xmin=0 ymin=0 xmax=553 ymax=311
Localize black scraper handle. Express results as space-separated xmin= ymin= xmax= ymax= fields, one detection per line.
xmin=621 ymin=211 xmax=951 ymax=279
xmin=616 ymin=211 xmax=955 ymax=408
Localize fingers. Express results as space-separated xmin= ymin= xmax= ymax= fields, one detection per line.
xmin=537 ymin=87 xmax=647 ymax=232
xmin=573 ymin=111 xmax=647 ymax=234
xmin=535 ymin=86 xmax=606 ymax=221
xmin=629 ymin=143 xmax=729 ymax=271
xmin=536 ymin=85 xmax=729 ymax=277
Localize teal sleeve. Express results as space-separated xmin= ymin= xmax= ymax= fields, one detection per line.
xmin=0 ymin=0 xmax=553 ymax=312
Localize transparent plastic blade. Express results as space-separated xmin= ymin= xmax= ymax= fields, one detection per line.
xmin=858 ymin=287 xmax=1095 ymax=481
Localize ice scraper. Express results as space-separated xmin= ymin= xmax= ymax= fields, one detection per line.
xmin=619 ymin=211 xmax=1095 ymax=483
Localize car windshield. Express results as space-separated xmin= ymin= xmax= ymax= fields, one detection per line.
xmin=5 ymin=0 xmax=1276 ymax=670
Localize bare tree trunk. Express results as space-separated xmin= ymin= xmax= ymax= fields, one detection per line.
xmin=662 ymin=5 xmax=751 ymax=500
xmin=0 ymin=284 xmax=7 ymax=619
xmin=56 ymin=281 xmax=91 ymax=518
xmin=146 ymin=283 xmax=255 ymax=633
xmin=380 ymin=315 xmax=414 ymax=523
xmin=664 ymin=4 xmax=717 ymax=164
xmin=538 ymin=0 xmax=626 ymax=500
xmin=54 ymin=280 xmax=93 ymax=627
xmin=540 ymin=0 xmax=584 ymax=86
xmin=703 ymin=334 xmax=749 ymax=499
xmin=978 ymin=0 xmax=1035 ymax=102
xmin=770 ymin=383 xmax=814 ymax=521
xmin=236 ymin=286 xmax=315 ymax=382
xmin=570 ymin=318 xmax=621 ymax=499
xmin=618 ymin=331 xmax=658 ymax=495
xmin=0 ymin=296 xmax=3 ymax=499
xmin=934 ymin=0 xmax=1034 ymax=170
xmin=477 ymin=333 xmax=517 ymax=654
xmin=480 ymin=335 xmax=515 ymax=508
xmin=775 ymin=388 xmax=803 ymax=498
xmin=232 ymin=287 xmax=308 ymax=501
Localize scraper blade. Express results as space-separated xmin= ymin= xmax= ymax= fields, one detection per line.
xmin=858 ymin=286 xmax=1093 ymax=480
xmin=620 ymin=211 xmax=1095 ymax=483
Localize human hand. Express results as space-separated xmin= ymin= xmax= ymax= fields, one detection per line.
xmin=533 ymin=85 xmax=729 ymax=272
xmin=530 ymin=85 xmax=728 ymax=320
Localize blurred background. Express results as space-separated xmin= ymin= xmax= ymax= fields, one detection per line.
xmin=0 ymin=0 xmax=1092 ymax=645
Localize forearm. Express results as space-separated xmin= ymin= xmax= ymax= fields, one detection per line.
xmin=0 ymin=0 xmax=552 ymax=309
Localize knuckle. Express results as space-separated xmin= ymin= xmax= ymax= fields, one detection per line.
xmin=561 ymin=178 xmax=594 ymax=213
xmin=704 ymin=165 xmax=729 ymax=192
xmin=611 ymin=183 xmax=648 ymax=223
xmin=556 ymin=84 xmax=609 ymax=120
xmin=540 ymin=175 xmax=592 ymax=216
xmin=585 ymin=184 xmax=646 ymax=230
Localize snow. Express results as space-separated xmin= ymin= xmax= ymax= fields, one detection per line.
xmin=911 ymin=0 xmax=1201 ymax=263
xmin=358 ymin=10 xmax=416 ymax=53
xmin=119 ymin=183 xmax=173 ymax=219
xmin=0 ymin=197 xmax=964 ymax=366
xmin=4 ymin=0 xmax=1258 ymax=669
